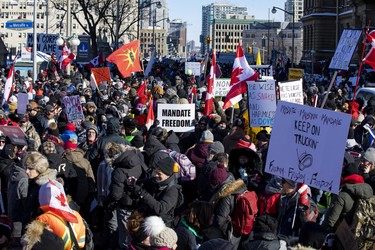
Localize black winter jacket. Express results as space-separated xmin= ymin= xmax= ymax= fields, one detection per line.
xmin=143 ymin=136 xmax=168 ymax=169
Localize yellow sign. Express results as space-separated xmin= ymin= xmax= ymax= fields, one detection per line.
xmin=288 ymin=68 xmax=304 ymax=81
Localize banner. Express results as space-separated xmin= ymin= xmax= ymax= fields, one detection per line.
xmin=62 ymin=95 xmax=84 ymax=123
xmin=27 ymin=33 xmax=59 ymax=54
xmin=247 ymin=80 xmax=277 ymax=127
xmin=157 ymin=104 xmax=195 ymax=132
xmin=265 ymin=101 xmax=351 ymax=194
xmin=288 ymin=68 xmax=304 ymax=81
xmin=185 ymin=62 xmax=201 ymax=76
xmin=17 ymin=93 xmax=29 ymax=114
xmin=329 ymin=29 xmax=362 ymax=70
xmin=278 ymin=80 xmax=304 ymax=105
xmin=0 ymin=126 xmax=27 ymax=146
xmin=214 ymin=78 xmax=230 ymax=97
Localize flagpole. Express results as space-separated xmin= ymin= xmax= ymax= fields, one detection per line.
xmin=320 ymin=71 xmax=338 ymax=109
xmin=32 ymin=0 xmax=37 ymax=82
xmin=354 ymin=22 xmax=370 ymax=99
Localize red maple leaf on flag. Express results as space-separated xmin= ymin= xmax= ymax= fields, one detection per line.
xmin=231 ymin=67 xmax=243 ymax=85
xmin=55 ymin=192 xmax=67 ymax=207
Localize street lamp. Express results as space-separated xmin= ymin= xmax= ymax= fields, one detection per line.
xmin=137 ymin=1 xmax=162 ymax=40
xmin=272 ymin=4 xmax=295 ymax=67
xmin=153 ymin=17 xmax=169 ymax=57
xmin=56 ymin=33 xmax=80 ymax=74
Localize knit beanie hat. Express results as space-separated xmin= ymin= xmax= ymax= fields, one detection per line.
xmin=200 ymin=130 xmax=214 ymax=143
xmin=253 ymin=214 xmax=278 ymax=234
xmin=150 ymin=227 xmax=177 ymax=249
xmin=208 ymin=141 xmax=225 ymax=154
xmin=362 ymin=147 xmax=375 ymax=163
xmin=155 ymin=157 xmax=178 ymax=176
xmin=48 ymin=122 xmax=60 ymax=137
xmin=256 ymin=130 xmax=269 ymax=142
xmin=42 ymin=141 xmax=57 ymax=155
xmin=282 ymin=178 xmax=296 ymax=188
xmin=209 ymin=164 xmax=229 ymax=186
xmin=24 ymin=151 xmax=49 ymax=174
xmin=65 ymin=122 xmax=75 ymax=132
xmin=64 ymin=138 xmax=78 ymax=150
xmin=86 ymin=124 xmax=99 ymax=135
xmin=341 ymin=162 xmax=359 ymax=178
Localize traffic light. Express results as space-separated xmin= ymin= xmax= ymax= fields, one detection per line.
xmin=206 ymin=36 xmax=210 ymax=44
xmin=248 ymin=47 xmax=252 ymax=54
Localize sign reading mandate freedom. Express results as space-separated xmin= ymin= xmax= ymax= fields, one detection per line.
xmin=157 ymin=104 xmax=195 ymax=132
xmin=265 ymin=101 xmax=351 ymax=194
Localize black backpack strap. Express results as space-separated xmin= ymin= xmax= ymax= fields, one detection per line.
xmin=67 ymin=222 xmax=80 ymax=250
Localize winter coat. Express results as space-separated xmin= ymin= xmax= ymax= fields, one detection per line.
xmin=63 ymin=148 xmax=95 ymax=206
xmin=197 ymin=160 xmax=218 ymax=201
xmin=322 ymin=181 xmax=373 ymax=232
xmin=45 ymin=153 xmax=78 ymax=197
xmin=0 ymin=156 xmax=15 ymax=212
xmin=23 ymin=122 xmax=42 ymax=151
xmin=22 ymin=169 xmax=57 ymax=232
xmin=240 ymin=232 xmax=287 ymax=250
xmin=223 ymin=126 xmax=245 ymax=154
xmin=186 ymin=142 xmax=211 ymax=171
xmin=165 ymin=131 xmax=180 ymax=153
xmin=143 ymin=136 xmax=168 ymax=169
xmin=212 ymin=127 xmax=228 ymax=142
xmin=176 ymin=220 xmax=201 ymax=250
xmin=210 ymin=178 xmax=247 ymax=238
xmin=137 ymin=175 xmax=183 ymax=227
xmin=105 ymin=144 xmax=145 ymax=209
xmin=8 ymin=164 xmax=28 ymax=238
xmin=363 ymin=169 xmax=375 ymax=195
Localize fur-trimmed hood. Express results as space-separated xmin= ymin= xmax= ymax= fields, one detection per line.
xmin=209 ymin=178 xmax=247 ymax=205
xmin=35 ymin=168 xmax=57 ymax=186
xmin=22 ymin=220 xmax=50 ymax=250
xmin=104 ymin=142 xmax=137 ymax=167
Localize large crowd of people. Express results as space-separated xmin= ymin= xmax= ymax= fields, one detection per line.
xmin=0 ymin=57 xmax=374 ymax=250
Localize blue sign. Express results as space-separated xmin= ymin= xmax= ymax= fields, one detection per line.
xmin=6 ymin=20 xmax=33 ymax=30
xmin=76 ymin=35 xmax=91 ymax=62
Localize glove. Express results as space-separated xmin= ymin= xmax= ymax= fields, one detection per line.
xmin=132 ymin=184 xmax=145 ymax=198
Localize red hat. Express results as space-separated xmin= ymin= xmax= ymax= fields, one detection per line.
xmin=64 ymin=138 xmax=77 ymax=150
xmin=65 ymin=122 xmax=75 ymax=132
xmin=209 ymin=164 xmax=229 ymax=186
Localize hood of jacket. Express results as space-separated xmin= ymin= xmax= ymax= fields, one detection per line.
xmin=210 ymin=178 xmax=247 ymax=205
xmin=113 ymin=147 xmax=143 ymax=170
xmin=64 ymin=148 xmax=86 ymax=163
xmin=22 ymin=220 xmax=51 ymax=250
xmin=104 ymin=141 xmax=139 ymax=167
xmin=10 ymin=164 xmax=27 ymax=183
xmin=45 ymin=153 xmax=64 ymax=169
xmin=144 ymin=136 xmax=167 ymax=157
xmin=165 ymin=131 xmax=179 ymax=146
xmin=107 ymin=117 xmax=121 ymax=135
xmin=229 ymin=147 xmax=262 ymax=173
xmin=191 ymin=142 xmax=211 ymax=158
xmin=342 ymin=182 xmax=373 ymax=200
xmin=35 ymin=168 xmax=57 ymax=186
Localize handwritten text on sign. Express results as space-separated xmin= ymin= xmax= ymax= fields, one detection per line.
xmin=279 ymin=79 xmax=304 ymax=105
xmin=265 ymin=101 xmax=351 ymax=194
xmin=247 ymin=80 xmax=277 ymax=127
xmin=214 ymin=79 xmax=230 ymax=97
xmin=63 ymin=95 xmax=84 ymax=123
xmin=157 ymin=104 xmax=195 ymax=133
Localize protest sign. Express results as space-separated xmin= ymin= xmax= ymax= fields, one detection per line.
xmin=91 ymin=67 xmax=111 ymax=86
xmin=329 ymin=29 xmax=362 ymax=70
xmin=288 ymin=68 xmax=304 ymax=81
xmin=265 ymin=101 xmax=351 ymax=194
xmin=185 ymin=62 xmax=201 ymax=76
xmin=214 ymin=78 xmax=230 ymax=97
xmin=279 ymin=80 xmax=304 ymax=104
xmin=62 ymin=95 xmax=84 ymax=123
xmin=0 ymin=126 xmax=27 ymax=146
xmin=247 ymin=80 xmax=277 ymax=127
xmin=17 ymin=93 xmax=29 ymax=114
xmin=157 ymin=104 xmax=195 ymax=132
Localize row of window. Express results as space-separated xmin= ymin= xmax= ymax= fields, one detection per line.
xmin=1 ymin=2 xmax=44 ymax=10
xmin=215 ymin=24 xmax=249 ymax=30
xmin=0 ymin=12 xmax=44 ymax=19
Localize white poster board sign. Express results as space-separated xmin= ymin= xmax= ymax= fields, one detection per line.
xmin=214 ymin=78 xmax=230 ymax=97
xmin=62 ymin=95 xmax=84 ymax=123
xmin=278 ymin=80 xmax=304 ymax=104
xmin=265 ymin=101 xmax=351 ymax=194
xmin=17 ymin=93 xmax=29 ymax=114
xmin=247 ymin=80 xmax=277 ymax=127
xmin=157 ymin=104 xmax=195 ymax=132
xmin=185 ymin=62 xmax=201 ymax=76
xmin=329 ymin=29 xmax=362 ymax=70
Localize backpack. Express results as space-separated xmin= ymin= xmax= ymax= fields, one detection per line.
xmin=351 ymin=196 xmax=375 ymax=250
xmin=161 ymin=149 xmax=196 ymax=181
xmin=231 ymin=190 xmax=258 ymax=236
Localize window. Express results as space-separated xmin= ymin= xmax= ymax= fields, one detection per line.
xmin=0 ymin=23 xmax=3 ymax=28
xmin=41 ymin=23 xmax=44 ymax=29
xmin=19 ymin=33 xmax=22 ymax=38
xmin=37 ymin=23 xmax=39 ymax=28
xmin=73 ymin=23 xmax=76 ymax=29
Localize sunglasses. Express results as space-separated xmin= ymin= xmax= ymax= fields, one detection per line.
xmin=0 ymin=140 xmax=5 ymax=144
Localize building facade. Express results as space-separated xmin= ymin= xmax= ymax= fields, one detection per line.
xmin=201 ymin=3 xmax=249 ymax=54
xmin=284 ymin=0 xmax=304 ymax=22
xmin=301 ymin=0 xmax=375 ymax=72
xmin=168 ymin=19 xmax=187 ymax=58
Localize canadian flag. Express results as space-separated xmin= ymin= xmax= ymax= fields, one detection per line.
xmin=59 ymin=42 xmax=75 ymax=71
xmin=363 ymin=30 xmax=375 ymax=70
xmin=145 ymin=96 xmax=155 ymax=130
xmin=2 ymin=65 xmax=14 ymax=105
xmin=223 ymin=44 xmax=258 ymax=110
xmin=87 ymin=53 xmax=104 ymax=69
xmin=204 ymin=52 xmax=216 ymax=116
xmin=39 ymin=179 xmax=78 ymax=223
xmin=90 ymin=71 xmax=98 ymax=90
xmin=136 ymin=80 xmax=147 ymax=99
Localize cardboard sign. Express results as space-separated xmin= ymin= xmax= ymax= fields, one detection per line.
xmin=157 ymin=104 xmax=195 ymax=132
xmin=17 ymin=93 xmax=29 ymax=114
xmin=329 ymin=29 xmax=362 ymax=70
xmin=214 ymin=78 xmax=230 ymax=97
xmin=26 ymin=33 xmax=59 ymax=54
xmin=185 ymin=62 xmax=201 ymax=76
xmin=247 ymin=80 xmax=277 ymax=127
xmin=279 ymin=80 xmax=304 ymax=105
xmin=0 ymin=125 xmax=27 ymax=146
xmin=288 ymin=68 xmax=304 ymax=81
xmin=265 ymin=101 xmax=351 ymax=194
xmin=62 ymin=95 xmax=84 ymax=123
